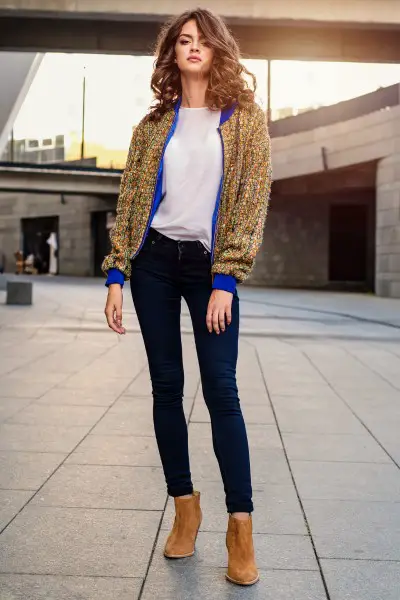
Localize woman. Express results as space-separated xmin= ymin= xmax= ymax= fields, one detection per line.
xmin=103 ymin=8 xmax=271 ymax=586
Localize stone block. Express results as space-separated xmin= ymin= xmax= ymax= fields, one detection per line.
xmin=0 ymin=450 xmax=65 ymax=490
xmin=291 ymin=461 xmax=400 ymax=502
xmin=65 ymin=433 xmax=162 ymax=467
xmin=0 ymin=273 xmax=7 ymax=290
xmin=7 ymin=403 xmax=107 ymax=427
xmin=303 ymin=499 xmax=400 ymax=560
xmin=31 ymin=464 xmax=166 ymax=510
xmin=329 ymin=138 xmax=394 ymax=170
xmin=388 ymin=254 xmax=400 ymax=272
xmin=377 ymin=208 xmax=400 ymax=228
xmin=377 ymin=254 xmax=390 ymax=273
xmin=282 ymin=432 xmax=390 ymax=463
xmin=91 ymin=398 xmax=155 ymax=436
xmin=389 ymin=280 xmax=400 ymax=297
xmin=271 ymin=397 xmax=365 ymax=434
xmin=36 ymin=387 xmax=117 ymax=406
xmin=6 ymin=280 xmax=32 ymax=305
xmin=141 ymin=568 xmax=326 ymax=600
xmin=321 ymin=559 xmax=400 ymax=600
xmin=0 ymin=489 xmax=33 ymax=530
xmin=377 ymin=189 xmax=400 ymax=209
xmin=0 ymin=505 xmax=161 ymax=577
xmin=0 ymin=574 xmax=142 ymax=600
xmin=0 ymin=396 xmax=31 ymax=421
xmin=0 ymin=377 xmax=61 ymax=398
xmin=376 ymin=277 xmax=392 ymax=297
xmin=0 ymin=423 xmax=91 ymax=453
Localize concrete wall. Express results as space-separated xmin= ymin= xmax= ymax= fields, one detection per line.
xmin=2 ymin=0 xmax=400 ymax=27
xmin=248 ymin=192 xmax=376 ymax=290
xmin=270 ymin=101 xmax=400 ymax=297
xmin=0 ymin=189 xmax=376 ymax=290
xmin=376 ymin=154 xmax=400 ymax=297
xmin=0 ymin=191 xmax=115 ymax=276
xmin=272 ymin=101 xmax=400 ymax=181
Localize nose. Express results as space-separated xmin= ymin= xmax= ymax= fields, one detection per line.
xmin=190 ymin=40 xmax=200 ymax=53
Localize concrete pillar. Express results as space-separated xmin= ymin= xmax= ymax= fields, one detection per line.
xmin=0 ymin=52 xmax=43 ymax=157
xmin=376 ymin=154 xmax=400 ymax=298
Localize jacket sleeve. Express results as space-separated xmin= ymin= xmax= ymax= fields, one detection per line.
xmin=101 ymin=121 xmax=145 ymax=281
xmin=212 ymin=105 xmax=272 ymax=285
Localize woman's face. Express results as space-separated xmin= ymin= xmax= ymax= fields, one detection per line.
xmin=174 ymin=19 xmax=214 ymax=78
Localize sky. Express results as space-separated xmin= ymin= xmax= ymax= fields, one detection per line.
xmin=13 ymin=53 xmax=400 ymax=155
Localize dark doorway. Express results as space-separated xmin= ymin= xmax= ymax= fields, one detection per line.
xmin=91 ymin=210 xmax=115 ymax=277
xmin=21 ymin=216 xmax=59 ymax=274
xmin=329 ymin=204 xmax=368 ymax=286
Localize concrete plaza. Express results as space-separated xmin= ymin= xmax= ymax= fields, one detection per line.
xmin=1 ymin=276 xmax=400 ymax=599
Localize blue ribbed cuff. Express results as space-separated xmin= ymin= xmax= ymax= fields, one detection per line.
xmin=105 ymin=268 xmax=125 ymax=287
xmin=212 ymin=273 xmax=236 ymax=294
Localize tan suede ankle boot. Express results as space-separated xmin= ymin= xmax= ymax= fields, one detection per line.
xmin=226 ymin=514 xmax=259 ymax=585
xmin=164 ymin=491 xmax=202 ymax=559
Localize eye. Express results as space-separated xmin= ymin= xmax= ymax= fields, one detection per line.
xmin=180 ymin=39 xmax=190 ymax=45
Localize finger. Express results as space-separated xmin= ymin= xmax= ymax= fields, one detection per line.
xmin=226 ymin=305 xmax=232 ymax=326
xmin=206 ymin=304 xmax=213 ymax=333
xmin=212 ymin=308 xmax=220 ymax=335
xmin=106 ymin=311 xmax=120 ymax=333
xmin=219 ymin=308 xmax=226 ymax=332
xmin=114 ymin=308 xmax=123 ymax=328
xmin=106 ymin=306 xmax=125 ymax=334
xmin=113 ymin=314 xmax=126 ymax=334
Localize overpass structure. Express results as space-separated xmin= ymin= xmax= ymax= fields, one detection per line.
xmin=0 ymin=0 xmax=400 ymax=61
xmin=0 ymin=163 xmax=120 ymax=195
xmin=1 ymin=1 xmax=400 ymax=161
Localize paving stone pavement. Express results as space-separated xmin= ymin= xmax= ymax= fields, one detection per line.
xmin=1 ymin=276 xmax=400 ymax=600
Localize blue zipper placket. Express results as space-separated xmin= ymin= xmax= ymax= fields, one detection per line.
xmin=211 ymin=127 xmax=224 ymax=263
xmin=131 ymin=99 xmax=181 ymax=260
xmin=211 ymin=104 xmax=237 ymax=263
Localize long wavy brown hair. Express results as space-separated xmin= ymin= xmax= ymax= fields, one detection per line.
xmin=148 ymin=8 xmax=256 ymax=121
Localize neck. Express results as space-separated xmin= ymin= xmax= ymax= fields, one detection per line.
xmin=180 ymin=74 xmax=208 ymax=108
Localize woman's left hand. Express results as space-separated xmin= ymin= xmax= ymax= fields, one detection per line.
xmin=206 ymin=290 xmax=233 ymax=334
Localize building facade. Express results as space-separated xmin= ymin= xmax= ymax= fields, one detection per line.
xmin=0 ymin=85 xmax=399 ymax=297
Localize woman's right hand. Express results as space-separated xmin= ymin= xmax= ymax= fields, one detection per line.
xmin=104 ymin=284 xmax=126 ymax=334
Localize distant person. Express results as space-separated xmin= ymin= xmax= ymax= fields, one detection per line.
xmin=14 ymin=250 xmax=24 ymax=275
xmin=103 ymin=8 xmax=271 ymax=586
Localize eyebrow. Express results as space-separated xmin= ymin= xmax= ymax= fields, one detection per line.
xmin=179 ymin=33 xmax=206 ymax=41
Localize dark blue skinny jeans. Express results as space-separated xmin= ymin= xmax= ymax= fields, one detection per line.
xmin=130 ymin=228 xmax=253 ymax=514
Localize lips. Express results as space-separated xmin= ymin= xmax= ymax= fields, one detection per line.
xmin=188 ymin=56 xmax=202 ymax=62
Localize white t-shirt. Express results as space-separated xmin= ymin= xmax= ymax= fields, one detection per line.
xmin=151 ymin=106 xmax=222 ymax=252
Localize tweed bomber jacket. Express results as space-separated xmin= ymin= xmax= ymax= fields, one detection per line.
xmin=102 ymin=100 xmax=272 ymax=290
